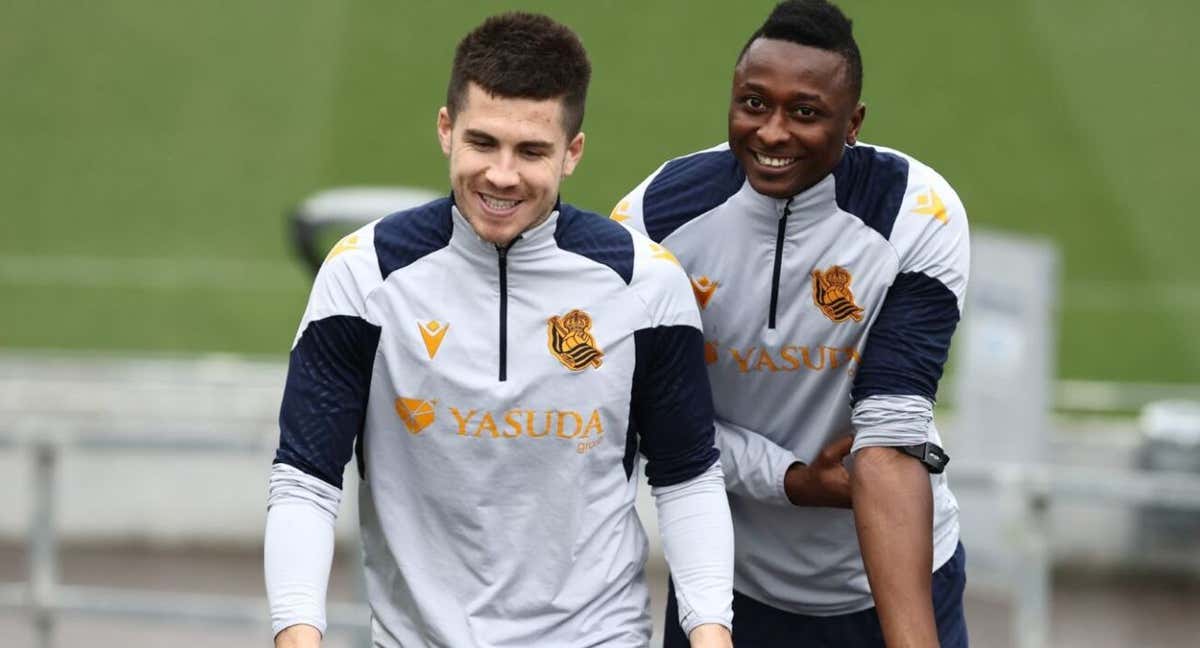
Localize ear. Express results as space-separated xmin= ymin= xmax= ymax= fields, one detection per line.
xmin=845 ymin=103 xmax=866 ymax=145
xmin=561 ymin=131 xmax=586 ymax=177
xmin=436 ymin=107 xmax=453 ymax=157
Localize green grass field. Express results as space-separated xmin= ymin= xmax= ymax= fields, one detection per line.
xmin=1 ymin=0 xmax=1197 ymax=383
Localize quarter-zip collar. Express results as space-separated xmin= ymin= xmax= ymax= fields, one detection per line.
xmin=736 ymin=170 xmax=838 ymax=226
xmin=449 ymin=204 xmax=561 ymax=262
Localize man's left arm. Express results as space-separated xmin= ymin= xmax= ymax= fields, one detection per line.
xmin=634 ymin=323 xmax=734 ymax=648
xmin=850 ymin=174 xmax=970 ymax=648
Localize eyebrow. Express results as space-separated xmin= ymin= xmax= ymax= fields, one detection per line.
xmin=740 ymin=81 xmax=826 ymax=103
xmin=463 ymin=128 xmax=555 ymax=150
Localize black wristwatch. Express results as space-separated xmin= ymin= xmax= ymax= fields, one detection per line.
xmin=899 ymin=442 xmax=949 ymax=474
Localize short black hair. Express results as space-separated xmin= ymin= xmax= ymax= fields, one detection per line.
xmin=738 ymin=0 xmax=863 ymax=99
xmin=446 ymin=12 xmax=592 ymax=137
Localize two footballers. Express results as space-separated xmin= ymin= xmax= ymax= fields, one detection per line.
xmin=268 ymin=1 xmax=970 ymax=647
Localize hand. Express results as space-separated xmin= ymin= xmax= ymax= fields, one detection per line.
xmin=783 ymin=435 xmax=853 ymax=508
xmin=275 ymin=624 xmax=321 ymax=648
xmin=689 ymin=622 xmax=733 ymax=648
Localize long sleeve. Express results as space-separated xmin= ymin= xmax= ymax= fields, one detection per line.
xmin=713 ymin=418 xmax=797 ymax=506
xmin=653 ymin=460 xmax=734 ymax=635
xmin=264 ymin=463 xmax=341 ymax=636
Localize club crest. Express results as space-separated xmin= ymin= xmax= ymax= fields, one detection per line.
xmin=811 ymin=265 xmax=864 ymax=323
xmin=547 ymin=309 xmax=604 ymax=371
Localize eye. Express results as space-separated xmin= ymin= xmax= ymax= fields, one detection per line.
xmin=519 ymin=146 xmax=548 ymax=159
xmin=792 ymin=105 xmax=817 ymax=118
xmin=742 ymin=96 xmax=766 ymax=112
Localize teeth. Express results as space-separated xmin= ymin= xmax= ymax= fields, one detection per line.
xmin=755 ymin=153 xmax=796 ymax=168
xmin=481 ymin=194 xmax=519 ymax=210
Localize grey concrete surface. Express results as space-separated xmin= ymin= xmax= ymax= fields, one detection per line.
xmin=2 ymin=544 xmax=1199 ymax=647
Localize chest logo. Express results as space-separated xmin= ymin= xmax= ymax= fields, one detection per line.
xmin=418 ymin=320 xmax=450 ymax=359
xmin=395 ymin=397 xmax=436 ymax=434
xmin=913 ymin=188 xmax=948 ymax=223
xmin=547 ymin=309 xmax=604 ymax=371
xmin=812 ymin=265 xmax=864 ymax=323
xmin=690 ymin=276 xmax=719 ymax=309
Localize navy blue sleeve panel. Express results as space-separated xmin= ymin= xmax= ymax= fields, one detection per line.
xmin=629 ymin=325 xmax=720 ymax=487
xmin=851 ymin=272 xmax=960 ymax=405
xmin=275 ymin=315 xmax=382 ymax=489
xmin=641 ymin=149 xmax=745 ymax=243
xmin=554 ymin=204 xmax=634 ymax=285
xmin=832 ymin=145 xmax=909 ymax=241
xmin=374 ymin=197 xmax=454 ymax=281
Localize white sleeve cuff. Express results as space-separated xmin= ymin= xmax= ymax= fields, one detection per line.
xmin=850 ymin=394 xmax=934 ymax=455
xmin=652 ymin=460 xmax=734 ymax=635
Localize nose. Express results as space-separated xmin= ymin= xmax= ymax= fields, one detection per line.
xmin=484 ymin=152 xmax=520 ymax=190
xmin=757 ymin=110 xmax=789 ymax=148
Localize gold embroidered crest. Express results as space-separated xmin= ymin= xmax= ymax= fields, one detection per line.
xmin=547 ymin=309 xmax=604 ymax=371
xmin=811 ymin=265 xmax=864 ymax=323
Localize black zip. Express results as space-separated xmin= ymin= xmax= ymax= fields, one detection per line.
xmin=496 ymin=240 xmax=517 ymax=382
xmin=496 ymin=246 xmax=511 ymax=381
xmin=768 ymin=199 xmax=792 ymax=329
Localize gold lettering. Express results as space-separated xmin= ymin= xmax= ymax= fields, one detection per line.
xmin=755 ymin=349 xmax=780 ymax=372
xmin=527 ymin=410 xmax=549 ymax=437
xmin=556 ymin=410 xmax=584 ymax=439
xmin=801 ymin=346 xmax=825 ymax=371
xmin=729 ymin=347 xmax=756 ymax=373
xmin=581 ymin=410 xmax=604 ymax=438
xmin=779 ymin=346 xmax=802 ymax=371
xmin=475 ymin=412 xmax=500 ymax=438
xmin=823 ymin=346 xmax=841 ymax=369
xmin=503 ymin=409 xmax=523 ymax=438
xmin=450 ymin=408 xmax=477 ymax=436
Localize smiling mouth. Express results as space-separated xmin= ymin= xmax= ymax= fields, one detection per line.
xmin=753 ymin=152 xmax=798 ymax=169
xmin=478 ymin=192 xmax=522 ymax=213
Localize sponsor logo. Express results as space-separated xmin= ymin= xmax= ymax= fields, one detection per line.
xmin=547 ymin=309 xmax=604 ymax=371
xmin=648 ymin=242 xmax=680 ymax=266
xmin=913 ymin=188 xmax=948 ymax=223
xmin=610 ymin=200 xmax=631 ymax=222
xmin=395 ymin=397 xmax=436 ymax=434
xmin=450 ymin=407 xmax=604 ymax=442
xmin=690 ymin=276 xmax=719 ymax=309
xmin=704 ymin=339 xmax=720 ymax=365
xmin=324 ymin=234 xmax=359 ymax=262
xmin=812 ymin=265 xmax=864 ymax=323
xmin=418 ymin=320 xmax=449 ymax=359
xmin=724 ymin=344 xmax=861 ymax=375
xmin=397 ymin=397 xmax=608 ymax=455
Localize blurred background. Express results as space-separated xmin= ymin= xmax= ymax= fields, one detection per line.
xmin=1 ymin=1 xmax=1197 ymax=646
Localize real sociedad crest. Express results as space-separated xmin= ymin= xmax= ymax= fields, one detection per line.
xmin=811 ymin=265 xmax=864 ymax=323
xmin=547 ymin=309 xmax=604 ymax=371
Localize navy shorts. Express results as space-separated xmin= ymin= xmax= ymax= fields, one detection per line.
xmin=664 ymin=542 xmax=968 ymax=648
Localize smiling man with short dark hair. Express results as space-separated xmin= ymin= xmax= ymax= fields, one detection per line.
xmin=615 ymin=1 xmax=971 ymax=646
xmin=265 ymin=12 xmax=734 ymax=648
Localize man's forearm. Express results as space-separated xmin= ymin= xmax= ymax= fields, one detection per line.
xmin=276 ymin=623 xmax=322 ymax=648
xmin=851 ymin=446 xmax=938 ymax=648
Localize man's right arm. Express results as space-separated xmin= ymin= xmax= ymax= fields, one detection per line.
xmin=717 ymin=419 xmax=852 ymax=508
xmin=266 ymin=230 xmax=382 ymax=645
